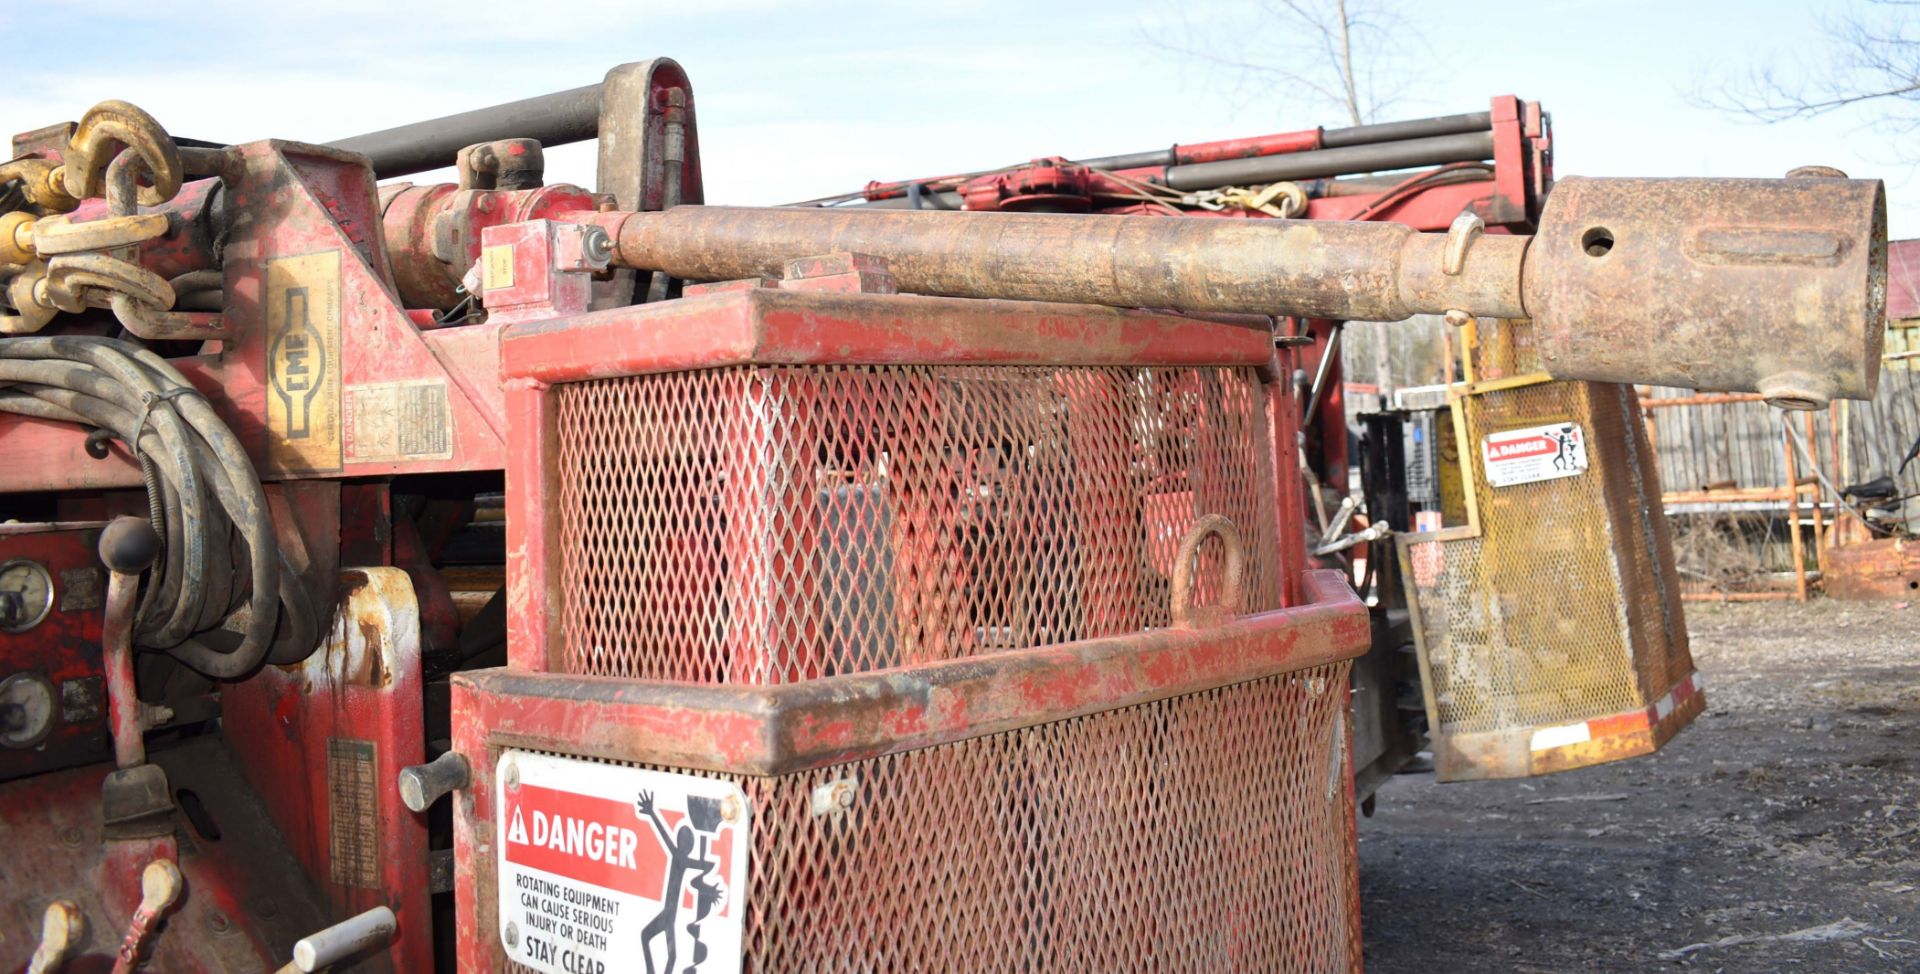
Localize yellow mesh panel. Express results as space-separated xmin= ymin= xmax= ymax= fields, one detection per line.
xmin=1404 ymin=380 xmax=1694 ymax=740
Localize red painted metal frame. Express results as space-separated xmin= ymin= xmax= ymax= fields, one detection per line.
xmin=862 ymin=126 xmax=1325 ymax=202
xmin=451 ymin=568 xmax=1368 ymax=970
xmin=499 ymin=285 xmax=1282 ymax=674
xmin=221 ymin=568 xmax=431 ymax=974
xmin=865 ymin=96 xmax=1549 ymax=235
xmin=0 ymin=141 xmax=512 ymax=495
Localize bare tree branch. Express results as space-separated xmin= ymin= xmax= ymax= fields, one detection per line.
xmin=1699 ymin=0 xmax=1920 ymax=135
xmin=1140 ymin=0 xmax=1420 ymax=127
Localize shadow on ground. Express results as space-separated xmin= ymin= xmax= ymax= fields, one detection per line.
xmin=1360 ymin=600 xmax=1920 ymax=973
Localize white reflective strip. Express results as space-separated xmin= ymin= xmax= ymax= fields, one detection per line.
xmin=1529 ymin=722 xmax=1593 ymax=752
xmin=1655 ymin=694 xmax=1675 ymax=720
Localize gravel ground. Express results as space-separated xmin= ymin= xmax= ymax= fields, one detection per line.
xmin=1359 ymin=599 xmax=1920 ymax=973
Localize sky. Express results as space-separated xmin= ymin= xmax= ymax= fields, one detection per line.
xmin=3 ymin=0 xmax=1915 ymax=237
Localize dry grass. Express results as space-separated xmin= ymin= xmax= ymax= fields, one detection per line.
xmin=1671 ymin=512 xmax=1786 ymax=594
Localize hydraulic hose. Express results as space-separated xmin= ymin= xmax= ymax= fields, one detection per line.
xmin=0 ymin=335 xmax=313 ymax=677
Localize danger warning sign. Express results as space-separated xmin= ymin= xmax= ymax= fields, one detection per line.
xmin=1481 ymin=422 xmax=1589 ymax=488
xmin=497 ymin=751 xmax=750 ymax=974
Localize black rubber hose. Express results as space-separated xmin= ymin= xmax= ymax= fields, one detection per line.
xmin=0 ymin=354 xmax=216 ymax=644
xmin=0 ymin=336 xmax=308 ymax=678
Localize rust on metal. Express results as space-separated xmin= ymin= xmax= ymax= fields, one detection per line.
xmin=1399 ymin=329 xmax=1703 ymax=782
xmin=1170 ymin=513 xmax=1247 ymax=628
xmin=610 ymin=202 xmax=1528 ymax=322
xmin=1526 ymin=174 xmax=1887 ymax=408
xmin=605 ymin=174 xmax=1886 ymax=404
xmin=458 ymin=570 xmax=1365 ymax=776
xmin=110 ymin=860 xmax=182 ymax=974
xmin=1823 ymin=537 xmax=1920 ymax=600
xmin=454 ymin=572 xmax=1367 ymax=972
xmin=500 ymin=283 xmax=1281 ymax=383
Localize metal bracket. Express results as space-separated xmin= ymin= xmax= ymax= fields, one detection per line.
xmin=1442 ymin=209 xmax=1485 ymax=276
xmin=593 ymin=59 xmax=703 ymax=311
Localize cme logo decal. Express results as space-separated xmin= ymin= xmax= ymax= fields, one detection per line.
xmin=269 ymin=287 xmax=325 ymax=439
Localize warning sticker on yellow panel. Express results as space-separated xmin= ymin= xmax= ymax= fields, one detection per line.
xmin=344 ymin=379 xmax=454 ymax=463
xmin=266 ymin=250 xmax=343 ymax=473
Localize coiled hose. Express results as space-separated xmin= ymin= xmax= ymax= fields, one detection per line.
xmin=0 ymin=335 xmax=315 ymax=677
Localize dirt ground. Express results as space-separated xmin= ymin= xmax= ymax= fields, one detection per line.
xmin=1359 ymin=599 xmax=1920 ymax=973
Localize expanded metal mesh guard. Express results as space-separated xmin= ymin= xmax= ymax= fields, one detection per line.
xmin=552 ymin=364 xmax=1283 ymax=684
xmin=506 ymin=664 xmax=1357 ymax=974
xmin=1405 ymin=381 xmax=1693 ymax=736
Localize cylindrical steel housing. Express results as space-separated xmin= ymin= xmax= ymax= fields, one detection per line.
xmin=1524 ymin=175 xmax=1887 ymax=408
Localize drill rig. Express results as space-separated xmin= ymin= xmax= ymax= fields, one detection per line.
xmin=815 ymin=98 xmax=1734 ymax=788
xmin=0 ymin=61 xmax=1887 ymax=972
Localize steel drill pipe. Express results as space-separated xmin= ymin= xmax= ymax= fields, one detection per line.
xmin=610 ymin=174 xmax=1886 ymax=407
xmin=613 ymin=204 xmax=1529 ymax=323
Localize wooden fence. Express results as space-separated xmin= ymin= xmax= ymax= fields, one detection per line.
xmin=1640 ymin=361 xmax=1920 ymax=598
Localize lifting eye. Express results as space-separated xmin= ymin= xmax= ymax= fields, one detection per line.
xmin=1581 ymin=227 xmax=1615 ymax=257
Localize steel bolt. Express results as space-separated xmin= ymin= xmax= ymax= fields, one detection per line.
xmin=207 ymin=912 xmax=230 ymax=934
xmin=504 ymin=921 xmax=520 ymax=948
xmin=57 ymin=826 xmax=84 ymax=848
xmin=581 ymin=226 xmax=612 ymax=268
xmin=397 ymin=751 xmax=471 ymax=812
xmin=720 ymin=794 xmax=742 ymax=824
xmin=1443 ymin=309 xmax=1472 ymax=328
xmin=502 ymin=759 xmax=519 ymax=792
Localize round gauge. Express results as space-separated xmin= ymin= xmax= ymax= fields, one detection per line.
xmin=0 ymin=672 xmax=55 ymax=749
xmin=0 ymin=560 xmax=54 ymax=633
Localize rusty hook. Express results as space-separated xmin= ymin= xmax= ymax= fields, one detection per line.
xmin=61 ymin=100 xmax=183 ymax=207
xmin=1169 ymin=514 xmax=1245 ymax=629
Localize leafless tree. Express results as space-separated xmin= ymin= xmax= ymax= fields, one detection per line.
xmin=1142 ymin=0 xmax=1416 ymax=127
xmin=1144 ymin=0 xmax=1428 ymax=395
xmin=1702 ymin=0 xmax=1920 ymax=136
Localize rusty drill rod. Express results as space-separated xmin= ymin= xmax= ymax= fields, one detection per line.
xmin=611 ymin=174 xmax=1886 ymax=408
xmin=615 ymin=204 xmax=1529 ymax=322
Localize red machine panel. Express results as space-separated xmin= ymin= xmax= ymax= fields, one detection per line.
xmin=0 ymin=525 xmax=111 ymax=781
